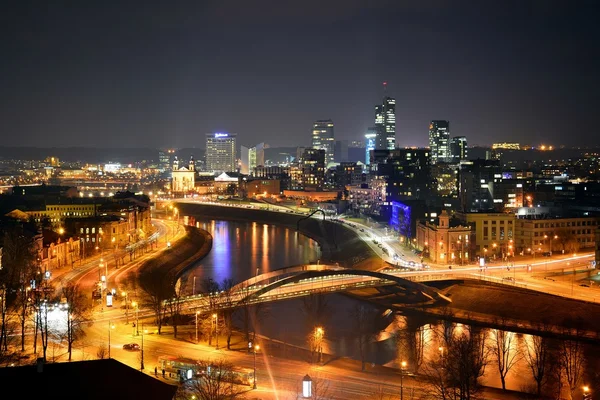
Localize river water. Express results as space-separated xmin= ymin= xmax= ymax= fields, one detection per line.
xmin=184 ymin=219 xmax=599 ymax=397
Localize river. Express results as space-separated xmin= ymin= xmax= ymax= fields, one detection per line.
xmin=183 ymin=219 xmax=599 ymax=397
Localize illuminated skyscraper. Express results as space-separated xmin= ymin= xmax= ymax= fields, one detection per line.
xmin=365 ymin=127 xmax=377 ymax=165
xmin=375 ymin=95 xmax=396 ymax=150
xmin=450 ymin=136 xmax=468 ymax=163
xmin=428 ymin=120 xmax=450 ymax=164
xmin=311 ymin=119 xmax=335 ymax=165
xmin=206 ymin=132 xmax=237 ymax=173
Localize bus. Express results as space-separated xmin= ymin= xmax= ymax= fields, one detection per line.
xmin=158 ymin=355 xmax=201 ymax=380
xmin=205 ymin=364 xmax=255 ymax=386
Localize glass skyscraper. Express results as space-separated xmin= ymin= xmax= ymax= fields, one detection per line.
xmin=311 ymin=119 xmax=335 ymax=165
xmin=428 ymin=120 xmax=450 ymax=164
xmin=375 ymin=97 xmax=396 ymax=150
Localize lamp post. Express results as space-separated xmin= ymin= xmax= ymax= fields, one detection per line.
xmin=213 ymin=313 xmax=218 ymax=349
xmin=400 ymin=360 xmax=407 ymax=400
xmin=195 ymin=311 xmax=199 ymax=343
xmin=108 ymin=320 xmax=115 ymax=358
xmin=253 ymin=344 xmax=260 ymax=389
xmin=583 ymin=385 xmax=591 ymax=400
xmin=122 ymin=291 xmax=128 ymax=324
xmin=140 ymin=323 xmax=146 ymax=370
xmin=314 ymin=327 xmax=324 ymax=364
xmin=193 ymin=276 xmax=196 ymax=296
xmin=132 ymin=301 xmax=139 ymax=336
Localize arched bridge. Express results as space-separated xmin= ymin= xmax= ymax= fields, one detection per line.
xmin=175 ymin=265 xmax=451 ymax=314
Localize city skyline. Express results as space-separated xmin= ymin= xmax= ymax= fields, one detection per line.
xmin=1 ymin=1 xmax=598 ymax=149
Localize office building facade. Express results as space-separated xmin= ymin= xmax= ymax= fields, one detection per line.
xmin=311 ymin=120 xmax=335 ymax=165
xmin=429 ymin=120 xmax=451 ymax=164
xmin=375 ymin=97 xmax=396 ymax=150
xmin=205 ymin=132 xmax=237 ymax=174
xmin=365 ymin=127 xmax=377 ymax=165
xmin=450 ymin=136 xmax=468 ymax=163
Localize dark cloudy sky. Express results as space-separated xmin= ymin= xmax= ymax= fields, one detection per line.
xmin=1 ymin=0 xmax=598 ymax=149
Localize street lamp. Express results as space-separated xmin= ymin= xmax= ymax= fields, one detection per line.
xmin=583 ymin=386 xmax=591 ymax=400
xmin=132 ymin=301 xmax=139 ymax=336
xmin=140 ymin=323 xmax=147 ymax=370
xmin=195 ymin=311 xmax=199 ymax=343
xmin=212 ymin=313 xmax=218 ymax=349
xmin=122 ymin=291 xmax=128 ymax=324
xmin=253 ymin=343 xmax=260 ymax=389
xmin=108 ymin=320 xmax=115 ymax=358
xmin=313 ymin=327 xmax=325 ymax=364
xmin=438 ymin=346 xmax=444 ymax=362
xmin=400 ymin=360 xmax=407 ymax=400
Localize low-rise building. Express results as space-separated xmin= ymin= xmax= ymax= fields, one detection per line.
xmin=456 ymin=211 xmax=516 ymax=257
xmin=416 ymin=210 xmax=473 ymax=264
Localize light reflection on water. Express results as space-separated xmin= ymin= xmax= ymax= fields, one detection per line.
xmin=184 ymin=219 xmax=320 ymax=288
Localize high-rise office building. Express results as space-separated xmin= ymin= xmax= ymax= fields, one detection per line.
xmin=301 ymin=148 xmax=325 ymax=191
xmin=450 ymin=136 xmax=468 ymax=163
xmin=205 ymin=132 xmax=237 ymax=173
xmin=428 ymin=120 xmax=450 ymax=164
xmin=311 ymin=120 xmax=335 ymax=165
xmin=365 ymin=127 xmax=377 ymax=165
xmin=375 ymin=96 xmax=396 ymax=150
xmin=240 ymin=146 xmax=250 ymax=174
xmin=247 ymin=142 xmax=267 ymax=175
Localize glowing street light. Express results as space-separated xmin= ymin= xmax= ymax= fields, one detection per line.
xmin=108 ymin=321 xmax=115 ymax=358
xmin=314 ymin=327 xmax=324 ymax=364
xmin=400 ymin=360 xmax=407 ymax=400
xmin=253 ymin=343 xmax=260 ymax=389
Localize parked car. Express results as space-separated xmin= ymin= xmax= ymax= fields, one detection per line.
xmin=123 ymin=343 xmax=140 ymax=351
xmin=541 ymin=252 xmax=551 ymax=257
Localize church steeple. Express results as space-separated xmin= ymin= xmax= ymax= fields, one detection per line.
xmin=189 ymin=155 xmax=195 ymax=172
xmin=172 ymin=155 xmax=179 ymax=171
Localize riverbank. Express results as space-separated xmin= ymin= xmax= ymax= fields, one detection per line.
xmin=176 ymin=202 xmax=378 ymax=269
xmin=138 ymin=225 xmax=213 ymax=286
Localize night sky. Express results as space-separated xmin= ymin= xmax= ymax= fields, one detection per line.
xmin=1 ymin=1 xmax=598 ymax=149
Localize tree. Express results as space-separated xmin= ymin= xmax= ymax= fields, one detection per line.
xmin=175 ymin=358 xmax=247 ymax=400
xmin=523 ymin=328 xmax=552 ymax=397
xmin=166 ymin=279 xmax=183 ymax=338
xmin=560 ymin=339 xmax=586 ymax=400
xmin=556 ymin=228 xmax=579 ymax=254
xmin=348 ymin=304 xmax=381 ymax=371
xmin=219 ymin=278 xmax=235 ymax=350
xmin=423 ymin=324 xmax=489 ymax=400
xmin=301 ymin=294 xmax=331 ymax=364
xmin=62 ymin=283 xmax=91 ymax=361
xmin=201 ymin=278 xmax=220 ymax=345
xmin=487 ymin=320 xmax=521 ymax=390
xmin=138 ymin=267 xmax=172 ymax=334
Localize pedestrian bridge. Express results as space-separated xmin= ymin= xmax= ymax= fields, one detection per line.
xmin=173 ymin=264 xmax=453 ymax=314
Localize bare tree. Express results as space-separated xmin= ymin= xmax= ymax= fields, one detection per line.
xmin=220 ymin=278 xmax=235 ymax=350
xmin=348 ymin=304 xmax=381 ymax=371
xmin=523 ymin=330 xmax=552 ymax=397
xmin=423 ymin=324 xmax=489 ymax=400
xmin=300 ymin=294 xmax=331 ymax=363
xmin=201 ymin=278 xmax=220 ymax=345
xmin=138 ymin=267 xmax=172 ymax=334
xmin=488 ymin=321 xmax=521 ymax=390
xmin=560 ymin=339 xmax=586 ymax=399
xmin=166 ymin=279 xmax=183 ymax=338
xmin=62 ymin=283 xmax=91 ymax=361
xmin=175 ymin=358 xmax=247 ymax=400
xmin=96 ymin=344 xmax=108 ymax=360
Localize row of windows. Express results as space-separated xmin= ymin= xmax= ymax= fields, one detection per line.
xmin=483 ymin=220 xmax=514 ymax=225
xmin=531 ymin=220 xmax=598 ymax=228
xmin=46 ymin=206 xmax=94 ymax=211
xmin=533 ymin=230 xmax=594 ymax=236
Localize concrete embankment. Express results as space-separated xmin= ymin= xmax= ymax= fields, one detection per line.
xmin=138 ymin=225 xmax=213 ymax=290
xmin=176 ymin=203 xmax=377 ymax=268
